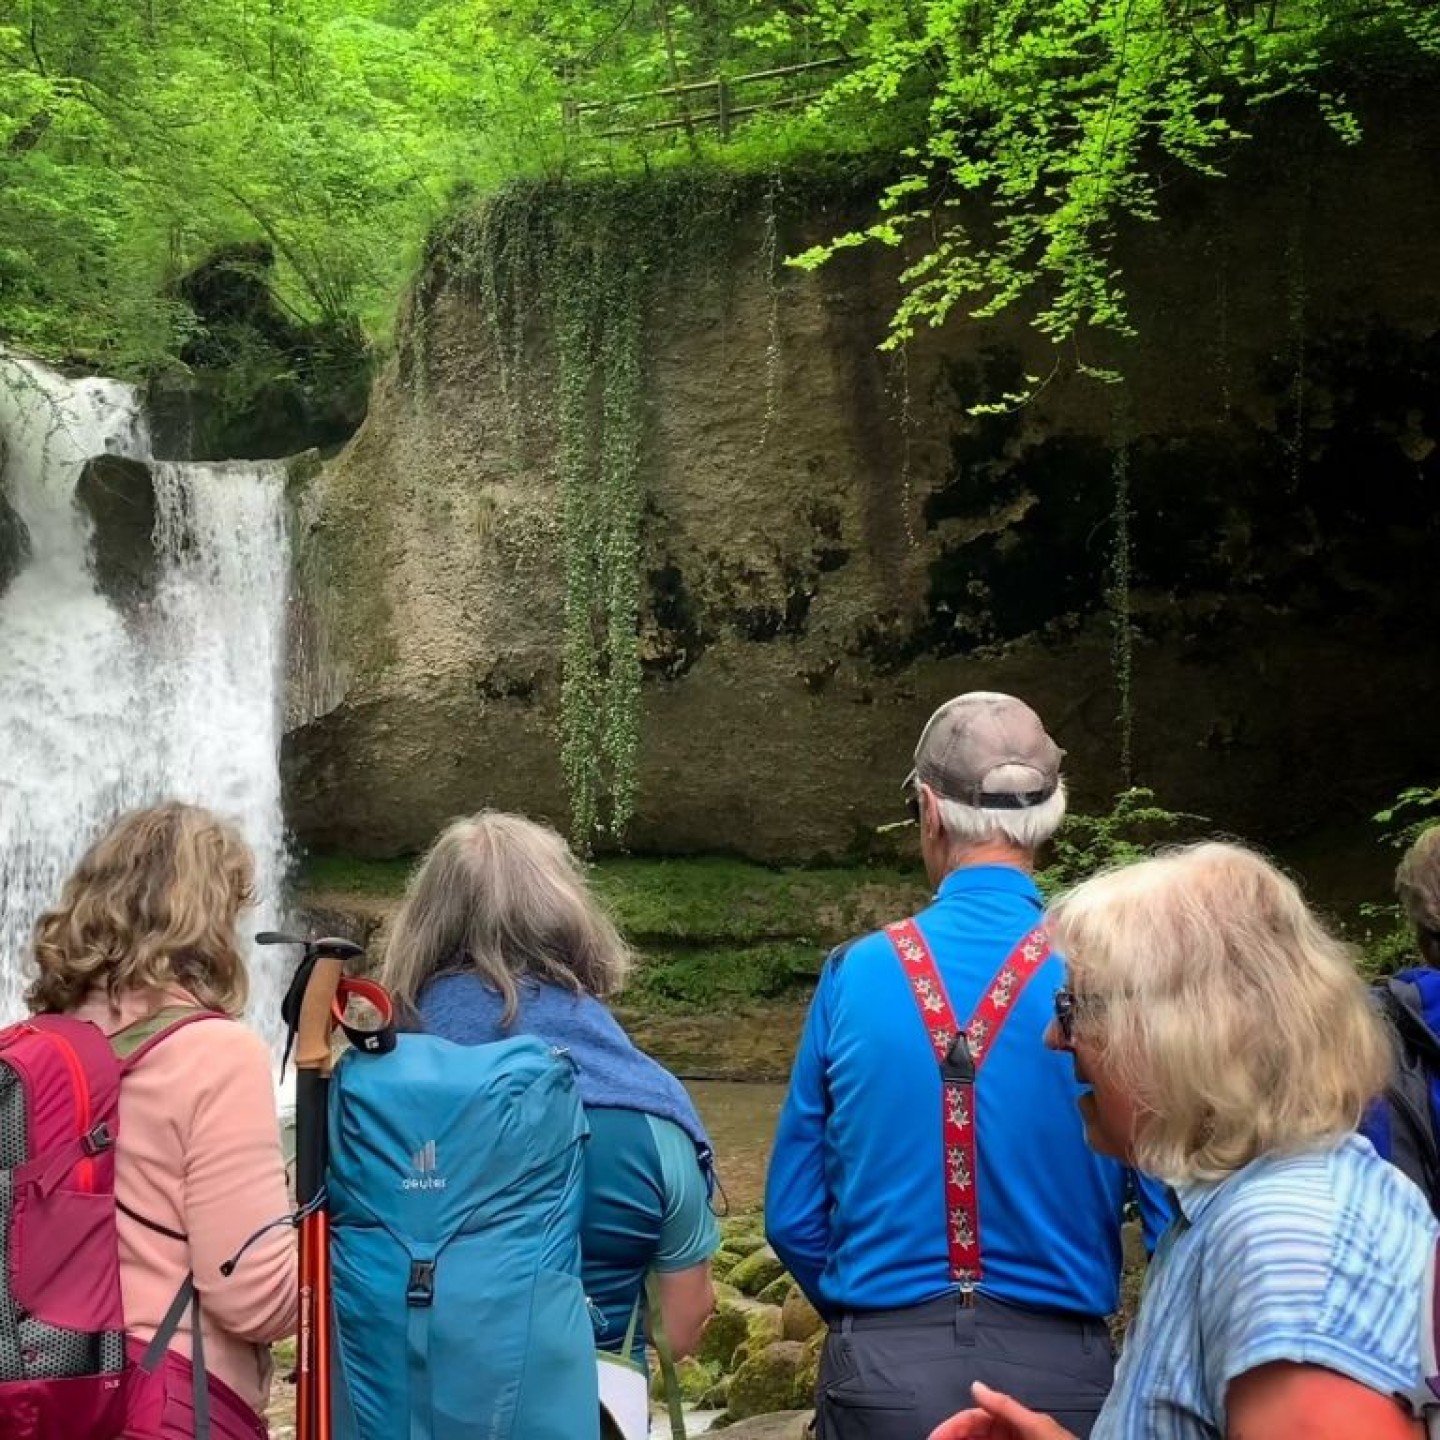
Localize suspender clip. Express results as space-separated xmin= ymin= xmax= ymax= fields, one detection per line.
xmin=941 ymin=1032 xmax=975 ymax=1084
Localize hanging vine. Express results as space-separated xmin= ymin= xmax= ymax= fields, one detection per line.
xmin=1108 ymin=386 xmax=1135 ymax=788
xmin=555 ymin=238 xmax=606 ymax=847
xmin=449 ymin=183 xmax=661 ymax=850
xmin=752 ymin=170 xmax=783 ymax=457
xmin=595 ymin=253 xmax=645 ymax=841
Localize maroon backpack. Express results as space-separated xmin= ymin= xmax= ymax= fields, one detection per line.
xmin=0 ymin=1007 xmax=222 ymax=1438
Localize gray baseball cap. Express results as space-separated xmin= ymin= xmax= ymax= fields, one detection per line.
xmin=902 ymin=692 xmax=1064 ymax=810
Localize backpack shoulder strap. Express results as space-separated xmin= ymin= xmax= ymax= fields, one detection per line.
xmin=110 ymin=1006 xmax=229 ymax=1245
xmin=112 ymin=1005 xmax=229 ymax=1067
xmin=1382 ymin=981 xmax=1440 ymax=1069
xmin=643 ymin=1273 xmax=687 ymax=1440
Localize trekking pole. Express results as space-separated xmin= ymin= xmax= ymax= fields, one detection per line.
xmin=259 ymin=932 xmax=363 ymax=1440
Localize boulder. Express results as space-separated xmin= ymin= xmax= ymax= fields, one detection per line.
xmin=743 ymin=1305 xmax=784 ymax=1353
xmin=756 ymin=1274 xmax=795 ymax=1306
xmin=696 ymin=1302 xmax=750 ymax=1370
xmin=650 ymin=1355 xmax=718 ymax=1403
xmin=711 ymin=1247 xmax=747 ymax=1283
xmin=729 ymin=1246 xmax=786 ymax=1297
xmin=708 ymin=1413 xmax=812 ymax=1440
xmin=75 ymin=454 xmax=158 ymax=606
xmin=0 ymin=476 xmax=29 ymax=593
xmin=726 ymin=1341 xmax=811 ymax=1420
xmin=780 ymin=1289 xmax=824 ymax=1343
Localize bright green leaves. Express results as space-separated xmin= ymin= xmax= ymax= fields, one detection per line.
xmin=791 ymin=0 xmax=1436 ymax=359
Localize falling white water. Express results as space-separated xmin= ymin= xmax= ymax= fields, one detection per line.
xmin=0 ymin=349 xmax=290 ymax=1050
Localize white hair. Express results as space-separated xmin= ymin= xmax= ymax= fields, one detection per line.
xmin=932 ymin=777 xmax=1067 ymax=853
xmin=1048 ymin=842 xmax=1390 ymax=1183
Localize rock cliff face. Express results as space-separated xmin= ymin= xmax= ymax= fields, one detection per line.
xmin=284 ymin=92 xmax=1440 ymax=862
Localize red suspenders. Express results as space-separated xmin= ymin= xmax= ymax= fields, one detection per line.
xmin=884 ymin=919 xmax=1051 ymax=1294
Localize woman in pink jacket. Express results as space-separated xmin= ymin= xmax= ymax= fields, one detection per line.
xmin=28 ymin=802 xmax=296 ymax=1438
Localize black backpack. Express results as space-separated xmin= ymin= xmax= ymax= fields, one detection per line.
xmin=1371 ymin=977 xmax=1440 ymax=1219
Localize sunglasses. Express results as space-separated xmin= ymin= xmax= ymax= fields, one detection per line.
xmin=1053 ymin=987 xmax=1106 ymax=1043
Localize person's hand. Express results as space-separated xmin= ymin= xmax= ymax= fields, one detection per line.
xmin=927 ymin=1382 xmax=1081 ymax=1440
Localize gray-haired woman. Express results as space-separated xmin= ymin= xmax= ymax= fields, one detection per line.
xmin=380 ymin=810 xmax=718 ymax=1440
xmin=932 ymin=842 xmax=1440 ymax=1440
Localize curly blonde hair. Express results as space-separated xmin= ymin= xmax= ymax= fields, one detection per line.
xmin=381 ymin=811 xmax=631 ymax=1025
xmin=27 ymin=803 xmax=256 ymax=1015
xmin=1048 ymin=841 xmax=1391 ymax=1184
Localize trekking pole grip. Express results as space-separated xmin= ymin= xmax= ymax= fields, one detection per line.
xmin=296 ymin=947 xmax=350 ymax=1075
xmin=296 ymin=958 xmax=342 ymax=1073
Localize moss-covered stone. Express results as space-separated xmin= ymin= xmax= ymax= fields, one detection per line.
xmin=727 ymin=1341 xmax=811 ymax=1419
xmin=711 ymin=1247 xmax=747 ymax=1283
xmin=698 ymin=1375 xmax=732 ymax=1409
xmin=757 ymin=1273 xmax=795 ymax=1306
xmin=650 ymin=1355 xmax=719 ymax=1403
xmin=696 ymin=1302 xmax=750 ymax=1369
xmin=730 ymin=1247 xmax=786 ymax=1297
xmin=725 ymin=1230 xmax=769 ymax=1259
xmin=744 ymin=1305 xmax=784 ymax=1353
xmin=781 ymin=1289 xmax=823 ymax=1343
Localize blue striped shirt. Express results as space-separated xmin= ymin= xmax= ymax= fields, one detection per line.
xmin=1095 ymin=1134 xmax=1440 ymax=1439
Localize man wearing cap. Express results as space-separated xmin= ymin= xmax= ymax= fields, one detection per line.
xmin=766 ymin=692 xmax=1170 ymax=1440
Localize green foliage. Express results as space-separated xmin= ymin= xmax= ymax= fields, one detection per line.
xmin=783 ymin=0 xmax=1440 ymax=357
xmin=8 ymin=0 xmax=1436 ymax=377
xmin=1038 ymin=788 xmax=1204 ymax=897
xmin=1373 ymin=785 xmax=1440 ymax=850
xmin=1355 ymin=785 xmax=1440 ymax=977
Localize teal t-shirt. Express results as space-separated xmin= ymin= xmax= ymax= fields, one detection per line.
xmin=584 ymin=1107 xmax=719 ymax=1363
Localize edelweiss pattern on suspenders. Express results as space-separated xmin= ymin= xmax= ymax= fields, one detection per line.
xmin=887 ymin=919 xmax=1051 ymax=1290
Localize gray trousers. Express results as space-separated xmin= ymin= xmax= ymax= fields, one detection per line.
xmin=814 ymin=1292 xmax=1115 ymax=1440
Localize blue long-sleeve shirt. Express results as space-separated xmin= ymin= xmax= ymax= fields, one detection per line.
xmin=766 ymin=864 xmax=1172 ymax=1317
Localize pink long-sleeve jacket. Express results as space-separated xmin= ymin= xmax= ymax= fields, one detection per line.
xmin=72 ymin=986 xmax=297 ymax=1416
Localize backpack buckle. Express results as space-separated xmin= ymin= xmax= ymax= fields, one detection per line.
xmin=406 ymin=1260 xmax=436 ymax=1307
xmin=82 ymin=1123 xmax=113 ymax=1156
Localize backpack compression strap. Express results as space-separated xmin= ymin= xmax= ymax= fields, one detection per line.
xmin=884 ymin=920 xmax=1051 ymax=1296
xmin=111 ymin=1008 xmax=231 ymax=1440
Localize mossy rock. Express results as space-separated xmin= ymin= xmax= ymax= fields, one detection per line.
xmin=726 ymin=1341 xmax=811 ymax=1420
xmin=698 ymin=1375 xmax=732 ymax=1409
xmin=720 ymin=1211 xmax=766 ymax=1240
xmin=707 ymin=1413 xmax=813 ymax=1439
xmin=714 ymin=1279 xmax=742 ymax=1304
xmin=757 ymin=1273 xmax=795 ymax=1306
xmin=711 ymin=1247 xmax=747 ymax=1282
xmin=797 ymin=1332 xmax=822 ymax=1396
xmin=726 ymin=1231 xmax=769 ymax=1258
xmin=650 ymin=1355 xmax=718 ymax=1403
xmin=744 ymin=1304 xmax=784 ymax=1352
xmin=729 ymin=1246 xmax=786 ymax=1297
xmin=781 ymin=1289 xmax=824 ymax=1343
xmin=697 ymin=1302 xmax=750 ymax=1370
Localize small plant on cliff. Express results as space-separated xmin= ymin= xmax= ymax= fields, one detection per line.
xmin=1038 ymin=788 xmax=1205 ymax=896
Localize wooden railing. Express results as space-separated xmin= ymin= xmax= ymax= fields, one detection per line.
xmin=563 ymin=56 xmax=850 ymax=142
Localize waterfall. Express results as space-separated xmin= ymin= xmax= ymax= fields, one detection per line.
xmin=0 ymin=349 xmax=290 ymax=1050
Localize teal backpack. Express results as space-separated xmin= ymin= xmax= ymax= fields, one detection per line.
xmin=326 ymin=1031 xmax=597 ymax=1440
